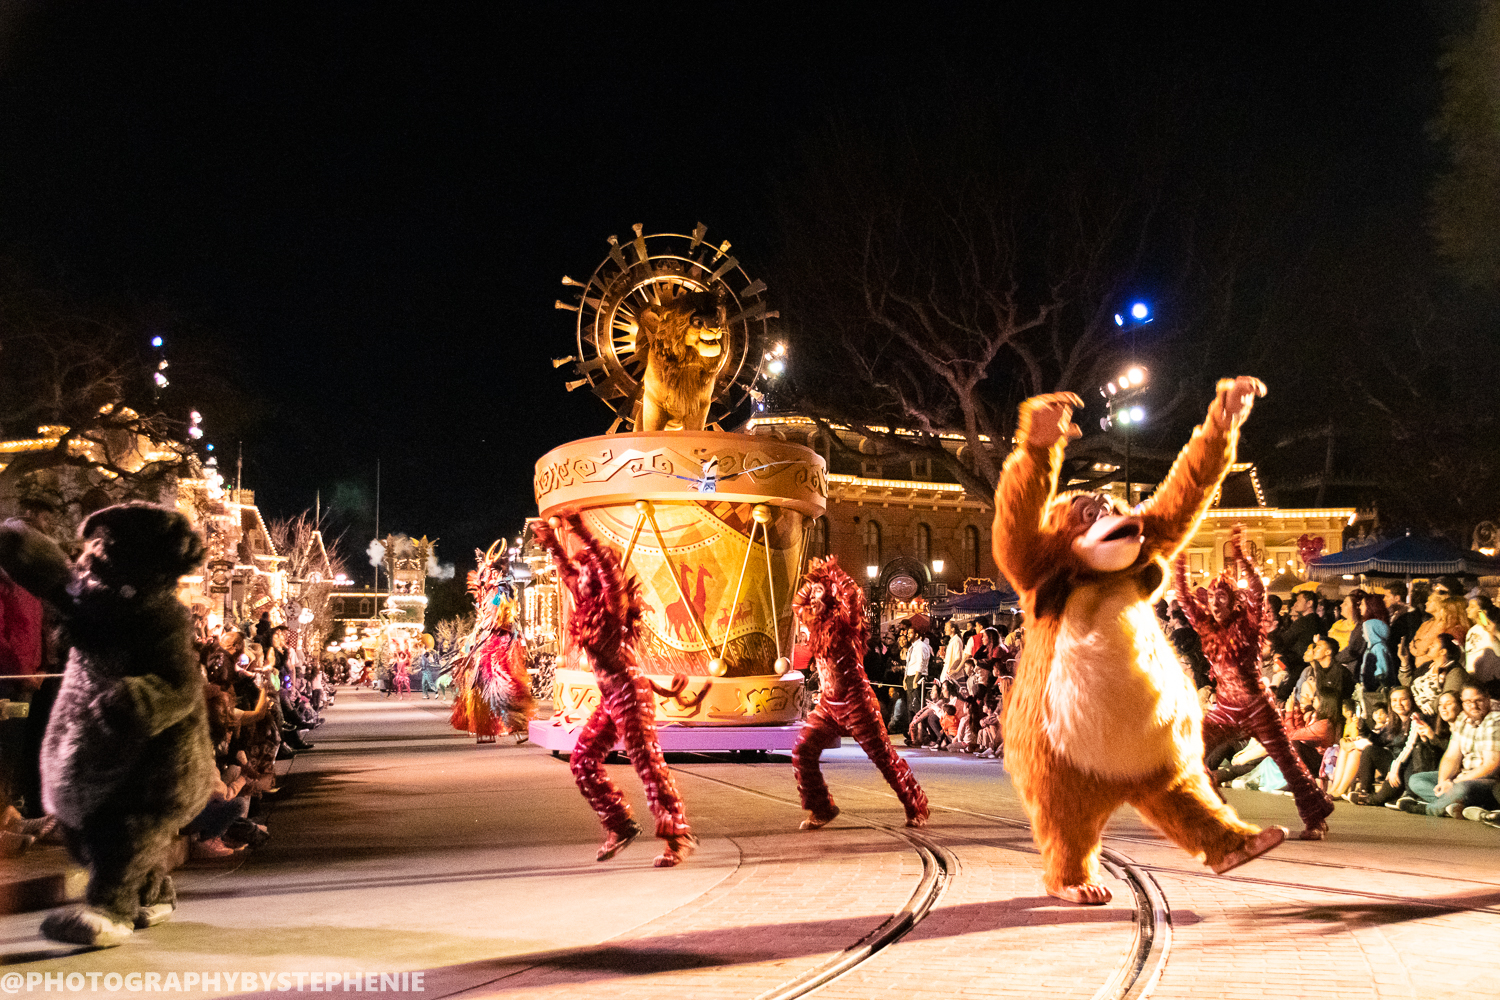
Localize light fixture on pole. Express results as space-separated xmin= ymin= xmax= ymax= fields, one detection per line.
xmin=1099 ymin=362 xmax=1150 ymax=505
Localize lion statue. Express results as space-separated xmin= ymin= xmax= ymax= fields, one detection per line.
xmin=637 ymin=289 xmax=726 ymax=432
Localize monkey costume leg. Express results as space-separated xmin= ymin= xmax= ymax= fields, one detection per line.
xmin=1128 ymin=769 xmax=1283 ymax=873
xmin=840 ymin=689 xmax=929 ymax=827
xmin=569 ymin=704 xmax=641 ymax=857
xmin=611 ymin=676 xmax=694 ymax=866
xmin=1240 ymin=696 xmax=1333 ymax=838
xmin=793 ymin=701 xmax=844 ymax=827
xmin=1012 ymin=754 xmax=1126 ymax=904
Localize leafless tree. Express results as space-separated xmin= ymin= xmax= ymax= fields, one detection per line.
xmin=269 ymin=511 xmax=349 ymax=662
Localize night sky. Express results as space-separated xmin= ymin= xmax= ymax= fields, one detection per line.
xmin=0 ymin=4 xmax=1448 ymax=581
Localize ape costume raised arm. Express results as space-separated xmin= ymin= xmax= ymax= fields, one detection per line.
xmin=994 ymin=379 xmax=1285 ymax=905
xmin=791 ymin=556 xmax=928 ymax=830
xmin=533 ymin=514 xmax=696 ymax=868
xmin=1176 ymin=528 xmax=1333 ymax=840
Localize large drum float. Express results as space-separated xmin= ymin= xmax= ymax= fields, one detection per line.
xmin=527 ymin=225 xmax=825 ymax=753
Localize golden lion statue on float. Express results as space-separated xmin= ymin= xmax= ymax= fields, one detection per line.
xmin=638 ymin=289 xmax=726 ymax=432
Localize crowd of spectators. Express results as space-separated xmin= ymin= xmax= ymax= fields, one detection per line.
xmin=853 ymin=575 xmax=1498 ymax=832
xmin=187 ymin=615 xmax=331 ymax=859
xmin=1187 ymin=578 xmax=1500 ymax=828
xmin=864 ymin=618 xmax=1022 ymax=760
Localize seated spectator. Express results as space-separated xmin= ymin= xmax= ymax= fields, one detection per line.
xmin=975 ymin=691 xmax=1003 ymax=758
xmin=938 ymin=704 xmax=958 ymax=749
xmin=1345 ymin=687 xmax=1413 ymax=803
xmin=1372 ymin=690 xmax=1460 ymax=807
xmin=1464 ymin=595 xmax=1500 ymax=695
xmin=1285 ymin=657 xmax=1342 ymax=774
xmin=907 ymin=684 xmax=950 ymax=748
xmin=1328 ymin=702 xmax=1391 ymax=799
xmin=1396 ymin=684 xmax=1499 ymax=817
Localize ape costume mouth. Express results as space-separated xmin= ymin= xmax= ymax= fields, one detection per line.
xmin=1072 ymin=515 xmax=1144 ymax=572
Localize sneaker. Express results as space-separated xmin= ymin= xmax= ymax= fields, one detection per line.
xmin=1480 ymin=810 xmax=1500 ymax=830
xmin=190 ymin=837 xmax=240 ymax=860
xmin=1444 ymin=803 xmax=1465 ymax=819
xmin=1384 ymin=800 xmax=1406 ymax=810
xmin=1461 ymin=806 xmax=1487 ymax=822
xmin=1397 ymin=797 xmax=1428 ymax=815
xmin=0 ymin=830 xmax=35 ymax=856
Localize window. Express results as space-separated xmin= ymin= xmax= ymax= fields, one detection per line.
xmin=914 ymin=522 xmax=931 ymax=565
xmin=809 ymin=516 xmax=829 ymax=558
xmin=909 ymin=457 xmax=932 ymax=480
xmin=864 ymin=520 xmax=882 ymax=568
xmin=963 ymin=525 xmax=981 ymax=578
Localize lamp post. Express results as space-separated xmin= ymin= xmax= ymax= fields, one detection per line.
xmin=1109 ymin=301 xmax=1153 ymax=505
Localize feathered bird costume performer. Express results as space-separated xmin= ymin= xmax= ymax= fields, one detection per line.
xmin=1175 ymin=527 xmax=1333 ymax=840
xmin=792 ymin=556 xmax=929 ymax=830
xmin=533 ymin=513 xmax=696 ymax=868
xmin=449 ymin=540 xmax=534 ymax=744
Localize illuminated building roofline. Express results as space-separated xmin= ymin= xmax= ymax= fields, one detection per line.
xmin=747 ymin=414 xmax=991 ymax=444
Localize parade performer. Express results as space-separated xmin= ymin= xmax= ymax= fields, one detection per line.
xmin=792 ymin=556 xmax=929 ymax=830
xmin=391 ymin=634 xmax=413 ymax=699
xmin=416 ymin=633 xmax=442 ymax=699
xmin=533 ymin=514 xmax=696 ymax=868
xmin=448 ymin=541 xmax=534 ymax=744
xmin=1176 ymin=529 xmax=1334 ymax=840
xmin=0 ymin=505 xmax=214 ymax=946
xmin=995 ymin=379 xmax=1286 ymax=905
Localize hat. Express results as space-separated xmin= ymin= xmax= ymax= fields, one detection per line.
xmin=1291 ymin=581 xmax=1321 ymax=594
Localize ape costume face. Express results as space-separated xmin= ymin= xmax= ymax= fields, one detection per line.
xmin=0 ymin=504 xmax=213 ymax=946
xmin=993 ymin=380 xmax=1286 ymax=906
xmin=533 ymin=514 xmax=695 ymax=868
xmin=791 ymin=556 xmax=928 ymax=829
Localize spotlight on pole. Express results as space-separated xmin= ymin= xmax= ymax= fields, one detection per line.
xmin=1131 ymin=301 xmax=1150 ymax=321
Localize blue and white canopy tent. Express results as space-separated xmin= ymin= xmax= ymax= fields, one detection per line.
xmin=1305 ymin=533 xmax=1500 ymax=581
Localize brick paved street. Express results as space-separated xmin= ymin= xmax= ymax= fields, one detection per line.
xmin=3 ymin=691 xmax=1495 ymax=1000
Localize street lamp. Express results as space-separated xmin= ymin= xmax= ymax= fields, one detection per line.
xmin=1099 ymin=363 xmax=1150 ymax=505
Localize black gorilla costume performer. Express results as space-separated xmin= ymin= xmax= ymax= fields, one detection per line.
xmin=0 ymin=504 xmax=214 ymax=947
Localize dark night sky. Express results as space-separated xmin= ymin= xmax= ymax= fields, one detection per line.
xmin=0 ymin=3 xmax=1447 ymax=579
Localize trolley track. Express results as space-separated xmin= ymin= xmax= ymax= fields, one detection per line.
xmin=671 ymin=762 xmax=1170 ymax=1000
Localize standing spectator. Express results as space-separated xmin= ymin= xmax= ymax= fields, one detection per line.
xmin=1397 ymin=685 xmax=1499 ymax=817
xmin=1328 ymin=590 xmax=1365 ymax=661
xmin=1384 ymin=583 xmax=1422 ymax=649
xmin=1357 ymin=594 xmax=1395 ymax=717
xmin=1278 ymin=588 xmax=1322 ymax=675
xmin=1408 ymin=582 xmax=1472 ymax=676
xmin=940 ymin=621 xmax=966 ymax=684
xmin=903 ymin=628 xmax=932 ymax=718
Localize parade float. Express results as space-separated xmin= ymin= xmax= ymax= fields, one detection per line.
xmin=528 ymin=225 xmax=827 ymax=753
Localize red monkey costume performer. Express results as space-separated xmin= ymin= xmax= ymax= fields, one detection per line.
xmin=533 ymin=514 xmax=697 ymax=868
xmin=995 ymin=378 xmax=1286 ymax=905
xmin=1175 ymin=528 xmax=1334 ymax=840
xmin=449 ymin=541 xmax=534 ymax=744
xmin=792 ymin=556 xmax=929 ymax=830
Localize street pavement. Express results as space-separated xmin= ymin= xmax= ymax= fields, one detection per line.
xmin=1 ymin=688 xmax=1497 ymax=999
